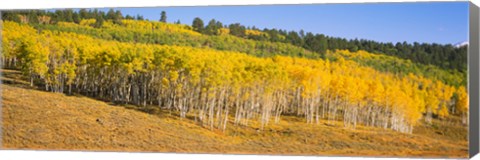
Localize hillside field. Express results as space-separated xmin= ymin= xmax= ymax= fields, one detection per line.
xmin=1 ymin=70 xmax=468 ymax=158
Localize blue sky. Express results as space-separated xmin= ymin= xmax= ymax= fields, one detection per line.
xmin=103 ymin=2 xmax=468 ymax=45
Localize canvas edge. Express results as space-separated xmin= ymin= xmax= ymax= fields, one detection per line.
xmin=0 ymin=10 xmax=4 ymax=150
xmin=469 ymin=1 xmax=479 ymax=158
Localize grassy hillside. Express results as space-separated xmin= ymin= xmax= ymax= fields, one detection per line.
xmin=1 ymin=70 xmax=467 ymax=158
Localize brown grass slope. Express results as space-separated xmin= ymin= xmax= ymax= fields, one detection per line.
xmin=1 ymin=70 xmax=468 ymax=158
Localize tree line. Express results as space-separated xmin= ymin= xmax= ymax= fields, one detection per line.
xmin=190 ymin=17 xmax=467 ymax=73
xmin=2 ymin=10 xmax=467 ymax=73
xmin=35 ymin=19 xmax=317 ymax=61
xmin=2 ymin=21 xmax=468 ymax=133
xmin=29 ymin=19 xmax=464 ymax=88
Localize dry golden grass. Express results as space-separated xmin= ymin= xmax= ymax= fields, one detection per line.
xmin=1 ymin=71 xmax=468 ymax=158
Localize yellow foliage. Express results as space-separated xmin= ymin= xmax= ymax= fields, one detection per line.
xmin=437 ymin=105 xmax=449 ymax=119
xmin=218 ymin=28 xmax=230 ymax=36
xmin=2 ymin=20 xmax=463 ymax=133
xmin=456 ymin=86 xmax=468 ymax=114
xmin=79 ymin=19 xmax=96 ymax=26
xmin=246 ymin=29 xmax=268 ymax=37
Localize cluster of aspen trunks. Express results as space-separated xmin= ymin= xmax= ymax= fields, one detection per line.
xmin=2 ymin=21 xmax=468 ymax=133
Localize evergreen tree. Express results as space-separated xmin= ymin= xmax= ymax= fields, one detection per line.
xmin=229 ymin=23 xmax=246 ymax=37
xmin=192 ymin=17 xmax=204 ymax=33
xmin=72 ymin=12 xmax=81 ymax=24
xmin=54 ymin=10 xmax=64 ymax=22
xmin=287 ymin=31 xmax=302 ymax=46
xmin=205 ymin=19 xmax=221 ymax=35
xmin=160 ymin=11 xmax=167 ymax=22
xmin=136 ymin=15 xmax=144 ymax=20
xmin=113 ymin=10 xmax=123 ymax=24
xmin=125 ymin=14 xmax=134 ymax=20
xmin=94 ymin=14 xmax=104 ymax=28
xmin=63 ymin=9 xmax=74 ymax=22
xmin=106 ymin=9 xmax=116 ymax=20
xmin=79 ymin=9 xmax=89 ymax=19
